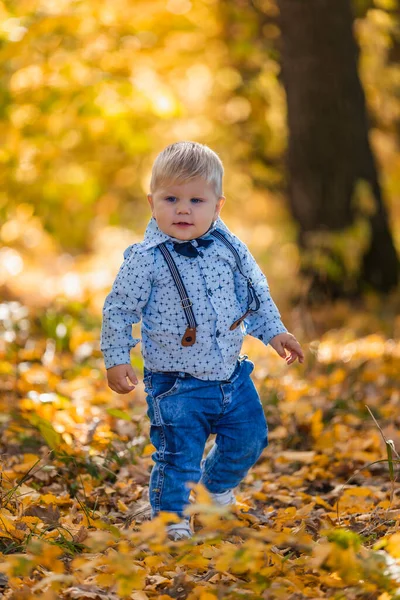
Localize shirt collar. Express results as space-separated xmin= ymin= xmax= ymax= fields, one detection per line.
xmin=141 ymin=217 xmax=231 ymax=251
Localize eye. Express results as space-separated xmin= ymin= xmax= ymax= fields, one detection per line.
xmin=165 ymin=196 xmax=177 ymax=203
xmin=191 ymin=198 xmax=203 ymax=204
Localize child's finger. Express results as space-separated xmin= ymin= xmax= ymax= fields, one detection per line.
xmin=277 ymin=342 xmax=287 ymax=358
xmin=124 ymin=381 xmax=136 ymax=391
xmin=286 ymin=352 xmax=296 ymax=365
xmin=285 ymin=339 xmax=304 ymax=358
xmin=110 ymin=378 xmax=136 ymax=394
xmin=285 ymin=348 xmax=304 ymax=365
xmin=126 ymin=366 xmax=138 ymax=385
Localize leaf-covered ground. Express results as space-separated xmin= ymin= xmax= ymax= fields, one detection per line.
xmin=1 ymin=293 xmax=400 ymax=600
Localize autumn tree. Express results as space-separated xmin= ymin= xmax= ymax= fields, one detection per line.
xmin=277 ymin=0 xmax=399 ymax=298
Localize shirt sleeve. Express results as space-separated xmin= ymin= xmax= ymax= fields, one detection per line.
xmin=100 ymin=244 xmax=154 ymax=369
xmin=232 ymin=237 xmax=288 ymax=345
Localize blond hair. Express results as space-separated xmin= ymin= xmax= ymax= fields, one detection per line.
xmin=150 ymin=141 xmax=224 ymax=196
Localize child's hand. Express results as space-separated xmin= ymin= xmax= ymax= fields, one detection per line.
xmin=106 ymin=364 xmax=138 ymax=394
xmin=269 ymin=333 xmax=304 ymax=365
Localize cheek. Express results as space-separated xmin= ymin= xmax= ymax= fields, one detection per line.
xmin=153 ymin=204 xmax=168 ymax=219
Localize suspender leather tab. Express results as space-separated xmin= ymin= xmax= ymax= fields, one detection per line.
xmin=182 ymin=327 xmax=196 ymax=346
xmin=230 ymin=311 xmax=251 ymax=330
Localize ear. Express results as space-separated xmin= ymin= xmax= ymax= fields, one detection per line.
xmin=147 ymin=194 xmax=155 ymax=215
xmin=214 ymin=196 xmax=226 ymax=220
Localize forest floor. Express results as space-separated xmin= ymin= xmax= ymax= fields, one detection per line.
xmin=1 ymin=286 xmax=400 ymax=599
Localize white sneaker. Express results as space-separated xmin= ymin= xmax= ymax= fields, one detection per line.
xmin=166 ymin=519 xmax=193 ymax=541
xmin=210 ymin=489 xmax=236 ymax=506
xmin=200 ymin=459 xmax=236 ymax=506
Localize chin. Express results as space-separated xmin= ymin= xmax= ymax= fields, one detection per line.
xmin=175 ymin=232 xmax=196 ymax=241
xmin=169 ymin=225 xmax=197 ymax=239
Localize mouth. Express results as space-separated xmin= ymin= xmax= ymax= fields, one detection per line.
xmin=174 ymin=222 xmax=193 ymax=226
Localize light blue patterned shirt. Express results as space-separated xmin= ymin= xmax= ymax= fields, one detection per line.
xmin=101 ymin=217 xmax=287 ymax=380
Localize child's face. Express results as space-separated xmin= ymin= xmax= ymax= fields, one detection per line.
xmin=147 ymin=177 xmax=225 ymax=241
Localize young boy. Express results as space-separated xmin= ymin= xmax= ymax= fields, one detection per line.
xmin=101 ymin=141 xmax=304 ymax=540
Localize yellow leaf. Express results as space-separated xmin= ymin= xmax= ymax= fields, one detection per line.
xmin=311 ymin=542 xmax=332 ymax=568
xmin=180 ymin=554 xmax=209 ymax=569
xmin=0 ymin=530 xmax=14 ymax=540
xmin=342 ymin=487 xmax=374 ymax=497
xmin=215 ymin=545 xmax=237 ymax=572
xmin=319 ymin=573 xmax=346 ymax=588
xmin=387 ymin=533 xmax=400 ymax=559
xmin=329 ymin=368 xmax=346 ymax=385
xmin=252 ymin=491 xmax=267 ymax=501
xmin=201 ymin=546 xmax=220 ymax=559
xmin=117 ymin=499 xmax=129 ymax=513
xmin=43 ymin=529 xmax=60 ymax=540
xmin=144 ymin=555 xmax=165 ymax=569
xmin=139 ymin=512 xmax=179 ymax=542
xmin=91 ymin=519 xmax=121 ymax=537
xmin=116 ymin=570 xmax=146 ymax=596
xmin=96 ymin=573 xmax=117 ymax=587
xmin=188 ymin=482 xmax=213 ymax=505
xmin=41 ymin=493 xmax=72 ymax=506
xmin=0 ymin=554 xmax=34 ymax=577
xmin=20 ymin=516 xmax=41 ymax=529
xmin=13 ymin=456 xmax=40 ymax=473
xmin=23 ymin=453 xmax=40 ymax=463
xmin=0 ymin=512 xmax=19 ymax=539
xmin=142 ymin=443 xmax=156 ymax=456
xmin=13 ymin=528 xmax=27 ymax=541
xmin=315 ymin=496 xmax=334 ymax=510
xmin=233 ymin=499 xmax=251 ymax=512
xmin=28 ymin=541 xmax=64 ymax=573
xmin=71 ymin=556 xmax=91 ymax=570
xmin=283 ymin=507 xmax=297 ymax=517
xmin=311 ymin=409 xmax=323 ymax=439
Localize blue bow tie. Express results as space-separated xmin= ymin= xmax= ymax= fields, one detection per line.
xmin=173 ymin=237 xmax=214 ymax=258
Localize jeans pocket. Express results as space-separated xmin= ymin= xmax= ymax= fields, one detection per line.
xmin=151 ymin=373 xmax=181 ymax=401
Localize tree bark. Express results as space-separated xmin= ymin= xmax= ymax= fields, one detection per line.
xmin=277 ymin=0 xmax=399 ymax=297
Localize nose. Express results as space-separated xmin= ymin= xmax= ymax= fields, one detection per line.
xmin=176 ymin=201 xmax=191 ymax=214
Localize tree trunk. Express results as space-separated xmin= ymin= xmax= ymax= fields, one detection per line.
xmin=277 ymin=0 xmax=399 ymax=298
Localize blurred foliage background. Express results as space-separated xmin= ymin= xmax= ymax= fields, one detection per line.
xmin=1 ymin=0 xmax=400 ymax=315
xmin=2 ymin=7 xmax=400 ymax=595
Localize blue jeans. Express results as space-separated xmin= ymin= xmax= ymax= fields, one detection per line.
xmin=143 ymin=356 xmax=269 ymax=519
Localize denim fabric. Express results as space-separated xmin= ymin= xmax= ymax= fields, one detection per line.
xmin=143 ymin=356 xmax=268 ymax=519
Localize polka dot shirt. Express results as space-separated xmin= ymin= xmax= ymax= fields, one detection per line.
xmin=101 ymin=217 xmax=287 ymax=380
